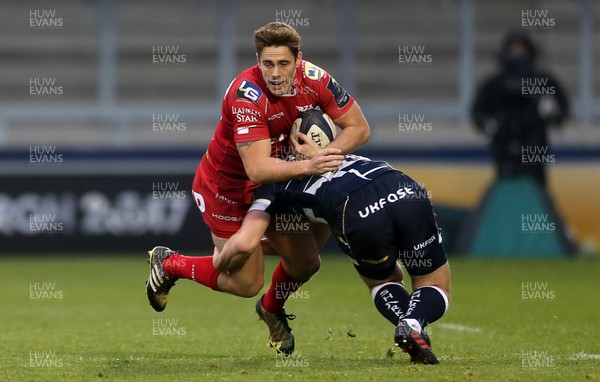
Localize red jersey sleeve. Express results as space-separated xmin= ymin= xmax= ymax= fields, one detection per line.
xmin=302 ymin=61 xmax=355 ymax=120
xmin=227 ymin=78 xmax=270 ymax=143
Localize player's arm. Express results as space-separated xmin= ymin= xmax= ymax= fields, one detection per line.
xmin=328 ymin=102 xmax=370 ymax=154
xmin=213 ymin=209 xmax=271 ymax=272
xmin=237 ymin=138 xmax=343 ymax=184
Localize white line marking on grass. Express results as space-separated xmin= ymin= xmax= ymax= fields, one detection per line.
xmin=437 ymin=322 xmax=484 ymax=333
xmin=568 ymin=351 xmax=600 ymax=360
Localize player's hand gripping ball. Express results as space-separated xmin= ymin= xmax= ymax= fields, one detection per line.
xmin=291 ymin=109 xmax=338 ymax=148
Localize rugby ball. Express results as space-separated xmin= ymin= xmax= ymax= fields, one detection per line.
xmin=291 ymin=109 xmax=337 ymax=148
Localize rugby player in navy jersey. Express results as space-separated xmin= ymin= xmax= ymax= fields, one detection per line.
xmin=213 ymin=154 xmax=451 ymax=365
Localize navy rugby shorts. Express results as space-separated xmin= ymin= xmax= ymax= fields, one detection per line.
xmin=330 ymin=171 xmax=448 ymax=279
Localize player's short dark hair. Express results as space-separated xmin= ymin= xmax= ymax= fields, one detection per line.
xmin=254 ymin=22 xmax=301 ymax=59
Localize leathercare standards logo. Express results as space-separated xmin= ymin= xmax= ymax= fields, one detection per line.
xmin=275 ymin=352 xmax=309 ymax=368
xmin=152 ymin=317 xmax=187 ymax=336
xmin=398 ymin=113 xmax=432 ymax=132
xmin=521 ymin=350 xmax=556 ymax=368
xmin=399 ymin=249 xmax=433 ymax=270
xmin=152 ymin=113 xmax=186 ymax=133
xmin=398 ymin=45 xmax=432 ymax=65
xmin=29 ymin=9 xmax=63 ymax=30
xmin=152 ymin=181 xmax=187 ymax=200
xmin=275 ymin=281 xmax=309 ymax=301
xmin=275 ymin=214 xmax=310 ymax=234
xmin=30 ymin=281 xmax=63 ymax=301
xmin=30 ymin=77 xmax=63 ymax=98
xmin=522 ymin=9 xmax=555 ymax=30
xmin=521 ymin=213 xmax=556 ymax=233
xmin=521 ymin=281 xmax=556 ymax=301
xmin=29 ymin=350 xmax=63 ymax=368
xmin=522 ymin=145 xmax=555 ymax=166
xmin=30 ymin=214 xmax=63 ymax=235
xmin=275 ymin=9 xmax=309 ymax=28
xmin=152 ymin=45 xmax=187 ymax=66
xmin=522 ymin=77 xmax=555 ymax=97
xmin=29 ymin=146 xmax=63 ymax=165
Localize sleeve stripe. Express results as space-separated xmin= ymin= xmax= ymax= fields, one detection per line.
xmin=249 ymin=198 xmax=272 ymax=212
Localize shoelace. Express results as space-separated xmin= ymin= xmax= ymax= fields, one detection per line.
xmin=279 ymin=312 xmax=296 ymax=332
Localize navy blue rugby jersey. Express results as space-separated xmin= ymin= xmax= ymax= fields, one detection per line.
xmin=250 ymin=154 xmax=396 ymax=223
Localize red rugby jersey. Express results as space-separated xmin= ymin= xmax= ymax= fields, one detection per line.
xmin=201 ymin=60 xmax=355 ymax=191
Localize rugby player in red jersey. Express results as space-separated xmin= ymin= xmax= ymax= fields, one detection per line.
xmin=145 ymin=22 xmax=370 ymax=355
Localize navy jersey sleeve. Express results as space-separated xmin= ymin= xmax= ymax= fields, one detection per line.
xmin=250 ymin=181 xmax=318 ymax=215
xmin=249 ymin=184 xmax=277 ymax=215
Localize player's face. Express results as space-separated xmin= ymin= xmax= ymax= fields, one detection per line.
xmin=257 ymin=46 xmax=302 ymax=96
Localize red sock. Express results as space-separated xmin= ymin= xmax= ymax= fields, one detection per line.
xmin=163 ymin=254 xmax=220 ymax=291
xmin=262 ymin=260 xmax=303 ymax=314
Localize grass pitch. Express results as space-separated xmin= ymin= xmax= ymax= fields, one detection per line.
xmin=1 ymin=254 xmax=599 ymax=381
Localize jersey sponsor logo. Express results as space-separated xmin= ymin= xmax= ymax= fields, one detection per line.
xmin=304 ymin=61 xmax=324 ymax=80
xmin=236 ymin=114 xmax=257 ymax=123
xmin=357 ymin=186 xmax=415 ymax=219
xmin=236 ymin=80 xmax=263 ymax=102
xmin=231 ymin=106 xmax=260 ymax=124
xmin=211 ymin=213 xmax=242 ymax=222
xmin=214 ymin=193 xmax=238 ymax=205
xmin=413 ymin=234 xmax=438 ymax=251
xmin=296 ymin=104 xmax=313 ymax=112
xmin=268 ymin=111 xmax=285 ymax=121
xmin=326 ymin=77 xmax=350 ymax=108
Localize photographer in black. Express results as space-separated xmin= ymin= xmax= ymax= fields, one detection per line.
xmin=471 ymin=32 xmax=569 ymax=189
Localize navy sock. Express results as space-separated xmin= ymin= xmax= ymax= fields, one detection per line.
xmin=403 ymin=286 xmax=449 ymax=329
xmin=371 ymin=282 xmax=411 ymax=325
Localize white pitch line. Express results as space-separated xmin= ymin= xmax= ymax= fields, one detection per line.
xmin=437 ymin=322 xmax=484 ymax=333
xmin=568 ymin=351 xmax=600 ymax=361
